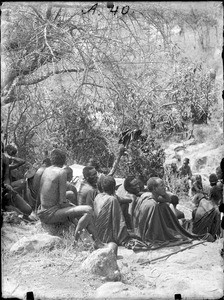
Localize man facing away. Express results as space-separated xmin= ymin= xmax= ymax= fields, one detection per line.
xmin=37 ymin=149 xmax=103 ymax=248
xmin=94 ymin=175 xmax=130 ymax=245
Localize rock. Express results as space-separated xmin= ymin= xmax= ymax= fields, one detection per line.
xmin=81 ymin=247 xmax=121 ymax=281
xmin=107 ymin=242 xmax=118 ymax=256
xmin=10 ymin=233 xmax=62 ymax=254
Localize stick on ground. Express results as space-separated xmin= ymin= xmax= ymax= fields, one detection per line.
xmin=139 ymin=240 xmax=207 ymax=265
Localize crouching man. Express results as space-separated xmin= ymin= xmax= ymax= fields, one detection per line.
xmin=37 ymin=149 xmax=103 ymax=248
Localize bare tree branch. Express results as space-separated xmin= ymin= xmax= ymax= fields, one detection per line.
xmin=17 ymin=68 xmax=86 ymax=86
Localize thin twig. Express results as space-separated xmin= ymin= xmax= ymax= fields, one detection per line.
xmin=140 ymin=240 xmax=207 ymax=265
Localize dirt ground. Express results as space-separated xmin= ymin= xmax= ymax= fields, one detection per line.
xmin=2 ymin=211 xmax=224 ymax=300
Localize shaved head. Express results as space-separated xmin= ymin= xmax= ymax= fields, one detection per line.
xmin=147 ymin=177 xmax=166 ymax=196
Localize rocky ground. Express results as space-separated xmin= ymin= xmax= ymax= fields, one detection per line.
xmin=2 ymin=214 xmax=224 ymax=300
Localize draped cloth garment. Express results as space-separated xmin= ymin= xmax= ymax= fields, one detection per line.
xmin=132 ymin=192 xmax=214 ymax=246
xmin=192 ymin=207 xmax=221 ymax=237
xmin=94 ymin=193 xmax=130 ymax=245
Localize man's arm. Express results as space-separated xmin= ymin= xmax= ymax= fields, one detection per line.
xmin=86 ymin=189 xmax=98 ymax=208
xmin=8 ymin=156 xmax=26 ymax=170
xmin=59 ymin=169 xmax=68 ymax=205
xmin=188 ymin=167 xmax=192 ymax=179
xmin=2 ymin=154 xmax=11 ymax=185
xmin=108 ymin=146 xmax=126 ymax=176
xmin=157 ymin=192 xmax=172 ymax=203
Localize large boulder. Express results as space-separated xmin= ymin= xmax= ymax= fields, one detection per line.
xmin=10 ymin=233 xmax=63 ymax=254
xmin=81 ymin=247 xmax=121 ymax=281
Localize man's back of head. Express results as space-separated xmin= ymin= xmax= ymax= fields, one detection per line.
xmin=50 ymin=149 xmax=66 ymax=167
xmin=101 ymin=175 xmax=116 ymax=195
xmin=147 ymin=177 xmax=159 ymax=192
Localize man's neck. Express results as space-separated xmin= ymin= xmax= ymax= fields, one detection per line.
xmin=152 ymin=192 xmax=159 ymax=201
xmin=85 ymin=179 xmax=96 ymax=188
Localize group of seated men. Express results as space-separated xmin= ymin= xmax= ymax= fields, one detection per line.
xmin=2 ymin=144 xmax=224 ymax=251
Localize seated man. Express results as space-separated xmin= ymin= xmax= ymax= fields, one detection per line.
xmin=78 ymin=166 xmax=98 ymax=207
xmin=37 ymin=149 xmax=103 ymax=248
xmin=4 ymin=144 xmax=27 ymax=195
xmin=169 ymin=194 xmax=185 ymax=223
xmin=116 ymin=175 xmax=143 ymax=230
xmin=191 ymin=192 xmax=205 ymax=220
xmin=192 ymin=186 xmax=221 ymax=238
xmin=209 ymin=173 xmax=218 ymax=187
xmin=2 ymin=143 xmax=32 ymax=218
xmin=191 ymin=174 xmax=203 ymax=194
xmin=215 ymin=166 xmax=223 ymax=200
xmin=63 ymin=166 xmax=78 ymax=206
xmin=132 ymin=177 xmax=213 ymax=246
xmin=26 ymin=161 xmax=52 ymax=211
xmin=209 ymin=172 xmax=223 ymax=202
xmin=94 ymin=175 xmax=130 ymax=245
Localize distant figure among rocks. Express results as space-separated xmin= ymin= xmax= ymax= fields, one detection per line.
xmin=178 ymin=157 xmax=192 ymax=193
xmin=178 ymin=158 xmax=192 ymax=179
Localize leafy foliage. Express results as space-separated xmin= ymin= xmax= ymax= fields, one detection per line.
xmin=1 ymin=2 xmax=221 ymax=177
xmin=117 ymin=134 xmax=165 ymax=182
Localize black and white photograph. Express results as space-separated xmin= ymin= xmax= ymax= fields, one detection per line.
xmin=1 ymin=1 xmax=224 ymax=299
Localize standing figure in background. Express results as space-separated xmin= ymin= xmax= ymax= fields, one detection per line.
xmin=178 ymin=157 xmax=192 ymax=193
xmin=178 ymin=158 xmax=192 ymax=179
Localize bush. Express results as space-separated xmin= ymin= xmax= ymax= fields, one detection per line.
xmin=117 ymin=134 xmax=165 ymax=183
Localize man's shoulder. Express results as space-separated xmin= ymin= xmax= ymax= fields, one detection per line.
xmin=67 ymin=182 xmax=77 ymax=191
xmin=79 ymin=181 xmax=96 ymax=194
xmin=139 ymin=191 xmax=154 ymax=200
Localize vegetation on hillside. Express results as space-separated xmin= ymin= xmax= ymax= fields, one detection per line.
xmin=1 ymin=2 xmax=221 ymax=178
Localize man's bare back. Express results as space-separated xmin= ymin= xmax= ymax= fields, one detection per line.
xmin=40 ymin=166 xmax=67 ymax=209
xmin=37 ymin=149 xmax=104 ymax=248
